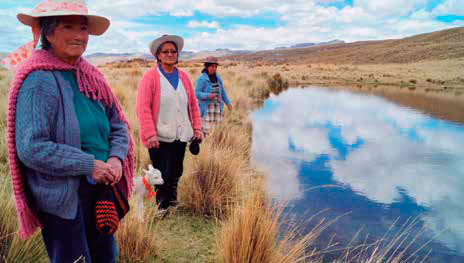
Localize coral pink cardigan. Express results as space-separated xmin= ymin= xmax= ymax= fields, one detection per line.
xmin=136 ymin=66 xmax=202 ymax=147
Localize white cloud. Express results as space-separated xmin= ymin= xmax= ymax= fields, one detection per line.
xmin=0 ymin=8 xmax=34 ymax=52
xmin=433 ymin=0 xmax=464 ymax=16
xmin=251 ymin=87 xmax=464 ymax=253
xmin=88 ymin=0 xmax=195 ymax=18
xmin=85 ymin=19 xmax=163 ymax=54
xmin=88 ymin=0 xmax=281 ymax=18
xmin=353 ymin=0 xmax=428 ymax=17
xmin=187 ymin=20 xmax=220 ymax=29
xmin=181 ymin=1 xmax=463 ymax=51
xmin=1 ymin=0 xmax=463 ymax=53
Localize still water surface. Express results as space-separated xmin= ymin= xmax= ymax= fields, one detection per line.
xmin=251 ymin=87 xmax=464 ymax=262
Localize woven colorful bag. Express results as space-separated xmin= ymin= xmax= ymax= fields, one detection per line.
xmin=95 ymin=184 xmax=130 ymax=235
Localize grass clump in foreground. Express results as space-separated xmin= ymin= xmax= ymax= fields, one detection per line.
xmin=178 ymin=143 xmax=245 ymax=219
xmin=0 ymin=169 xmax=47 ymax=263
xmin=217 ymin=190 xmax=326 ymax=263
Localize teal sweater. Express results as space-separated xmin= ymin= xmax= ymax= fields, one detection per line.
xmin=65 ymin=71 xmax=111 ymax=184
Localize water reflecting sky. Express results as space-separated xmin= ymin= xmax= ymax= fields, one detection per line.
xmin=251 ymin=87 xmax=464 ymax=262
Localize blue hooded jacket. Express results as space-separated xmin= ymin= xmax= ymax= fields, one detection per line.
xmin=195 ymin=72 xmax=231 ymax=117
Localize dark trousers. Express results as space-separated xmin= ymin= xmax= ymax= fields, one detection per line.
xmin=149 ymin=140 xmax=187 ymax=209
xmin=40 ymin=178 xmax=116 ymax=263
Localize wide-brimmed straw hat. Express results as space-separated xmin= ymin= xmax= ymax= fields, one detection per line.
xmin=203 ymin=56 xmax=219 ymax=65
xmin=149 ymin=34 xmax=184 ymax=57
xmin=1 ymin=0 xmax=109 ymax=70
xmin=17 ymin=0 xmax=110 ymax=36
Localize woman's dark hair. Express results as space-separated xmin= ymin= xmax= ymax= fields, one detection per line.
xmin=38 ymin=17 xmax=60 ymax=50
xmin=202 ymin=62 xmax=215 ymax=74
xmin=156 ymin=41 xmax=178 ymax=64
xmin=38 ymin=16 xmax=88 ymax=50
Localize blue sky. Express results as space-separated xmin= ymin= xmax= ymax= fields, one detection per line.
xmin=1 ymin=0 xmax=463 ymax=54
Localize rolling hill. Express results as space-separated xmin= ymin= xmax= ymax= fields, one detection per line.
xmin=85 ymin=49 xmax=251 ymax=65
xmin=225 ymin=27 xmax=464 ymax=64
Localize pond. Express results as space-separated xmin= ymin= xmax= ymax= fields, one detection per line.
xmin=251 ymin=87 xmax=464 ymax=262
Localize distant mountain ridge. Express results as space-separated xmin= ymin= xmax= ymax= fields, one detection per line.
xmin=83 ymin=40 xmax=346 ymax=65
xmin=85 ymin=48 xmax=252 ymax=65
xmin=287 ymin=40 xmax=345 ymax=49
xmin=77 ymin=39 xmax=347 ymax=65
xmin=226 ymin=27 xmax=464 ymax=64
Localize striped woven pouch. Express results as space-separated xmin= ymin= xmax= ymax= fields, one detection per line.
xmin=95 ymin=184 xmax=130 ymax=235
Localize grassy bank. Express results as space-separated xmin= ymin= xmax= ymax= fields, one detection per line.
xmin=0 ymin=59 xmax=443 ymax=262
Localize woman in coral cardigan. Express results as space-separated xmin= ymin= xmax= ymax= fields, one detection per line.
xmin=136 ymin=35 xmax=202 ymax=211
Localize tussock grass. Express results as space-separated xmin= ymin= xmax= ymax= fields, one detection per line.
xmin=2 ymin=233 xmax=46 ymax=263
xmin=0 ymin=173 xmax=47 ymax=262
xmin=0 ymin=73 xmax=47 ymax=262
xmin=267 ymin=73 xmax=290 ymax=95
xmin=208 ymin=122 xmax=251 ymax=157
xmin=334 ymin=218 xmax=433 ymax=263
xmin=217 ymin=191 xmax=331 ymax=263
xmin=217 ymin=191 xmax=278 ymax=263
xmin=178 ymin=142 xmax=246 ymax=219
xmin=115 ymin=201 xmax=158 ymax=262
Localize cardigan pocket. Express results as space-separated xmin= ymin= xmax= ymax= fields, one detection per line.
xmin=156 ymin=121 xmax=176 ymax=141
xmin=28 ymin=174 xmax=68 ymax=214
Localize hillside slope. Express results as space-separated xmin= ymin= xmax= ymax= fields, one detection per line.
xmin=226 ymin=27 xmax=464 ymax=64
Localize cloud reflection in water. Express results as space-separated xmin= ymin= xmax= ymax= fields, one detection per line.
xmin=251 ymin=87 xmax=464 ymax=255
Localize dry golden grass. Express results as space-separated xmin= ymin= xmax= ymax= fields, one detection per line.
xmin=0 ymin=52 xmax=453 ymax=262
xmin=217 ymin=191 xmax=280 ymax=263
xmin=333 ymin=218 xmax=433 ymax=263
xmin=115 ymin=201 xmax=159 ymax=262
xmin=0 ymin=170 xmax=47 ymax=262
xmin=208 ymin=121 xmax=252 ymax=157
xmin=178 ymin=143 xmax=245 ymax=219
xmin=217 ymin=189 xmax=335 ymax=263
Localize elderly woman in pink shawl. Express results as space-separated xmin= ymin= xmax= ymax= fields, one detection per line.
xmin=3 ymin=1 xmax=134 ymax=262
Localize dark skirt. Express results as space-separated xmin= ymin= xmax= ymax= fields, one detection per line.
xmin=39 ymin=177 xmax=116 ymax=263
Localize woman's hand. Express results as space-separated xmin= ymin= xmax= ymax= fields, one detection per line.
xmin=147 ymin=136 xmax=160 ymax=149
xmin=227 ymin=104 xmax=233 ymax=111
xmin=107 ymin=157 xmax=122 ymax=186
xmin=193 ymin=129 xmax=204 ymax=142
xmin=92 ymin=160 xmax=116 ymax=185
xmin=209 ymin=94 xmax=218 ymax=101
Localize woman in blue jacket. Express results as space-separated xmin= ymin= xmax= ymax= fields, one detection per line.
xmin=195 ymin=56 xmax=233 ymax=135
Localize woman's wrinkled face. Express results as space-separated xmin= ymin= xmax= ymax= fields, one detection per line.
xmin=47 ymin=16 xmax=88 ymax=63
xmin=157 ymin=42 xmax=178 ymax=66
xmin=207 ymin=64 xmax=218 ymax=75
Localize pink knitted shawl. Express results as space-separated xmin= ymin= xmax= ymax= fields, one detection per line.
xmin=7 ymin=49 xmax=134 ymax=239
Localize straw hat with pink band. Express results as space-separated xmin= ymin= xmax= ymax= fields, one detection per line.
xmin=2 ymin=0 xmax=110 ymax=70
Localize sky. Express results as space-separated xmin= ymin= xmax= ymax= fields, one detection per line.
xmin=0 ymin=0 xmax=463 ymax=54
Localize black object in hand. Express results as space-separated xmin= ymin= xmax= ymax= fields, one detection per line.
xmin=189 ymin=139 xmax=200 ymax=155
